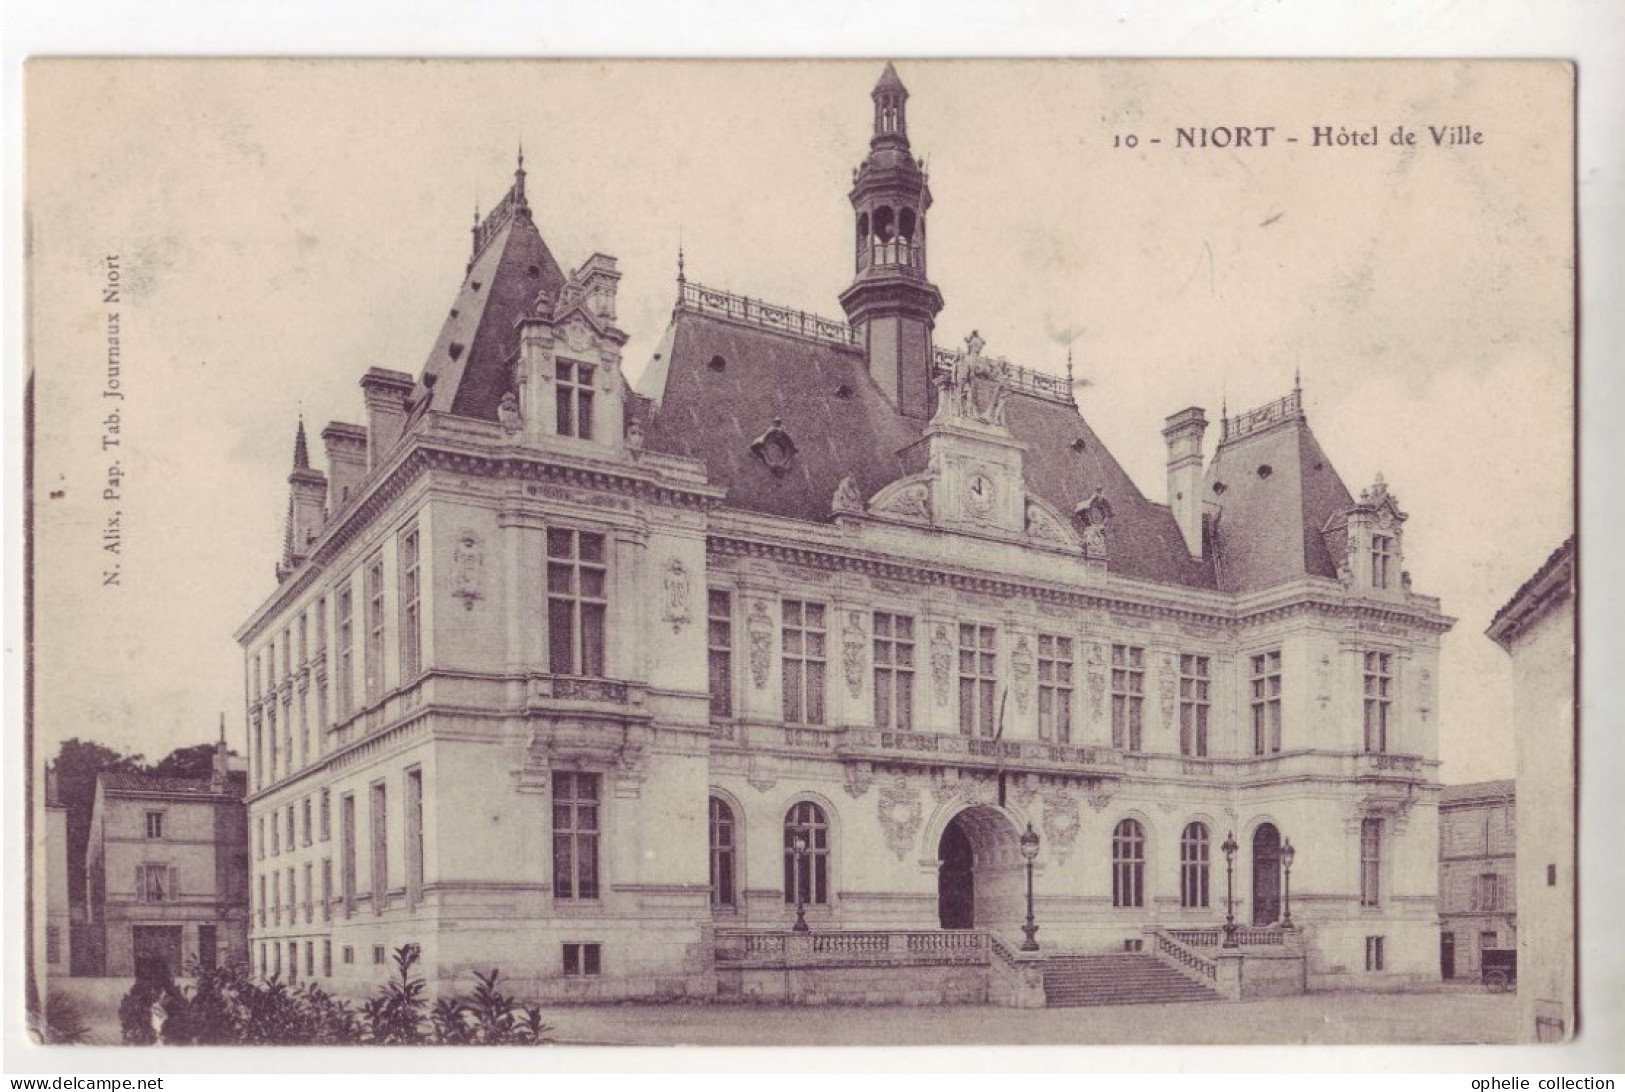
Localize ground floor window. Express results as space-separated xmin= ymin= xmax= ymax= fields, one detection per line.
xmin=1179 ymin=822 xmax=1209 ymax=908
xmin=1112 ymin=818 xmax=1145 ymax=908
xmin=1365 ymin=935 xmax=1385 ymax=971
xmin=783 ymin=801 xmax=830 ymax=906
xmin=563 ymin=942 xmax=602 ymax=977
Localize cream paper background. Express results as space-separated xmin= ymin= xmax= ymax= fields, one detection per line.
xmin=5 ymin=10 xmax=1620 ymax=1079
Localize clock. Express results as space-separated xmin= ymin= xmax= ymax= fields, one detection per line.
xmin=965 ymin=472 xmax=996 ymax=519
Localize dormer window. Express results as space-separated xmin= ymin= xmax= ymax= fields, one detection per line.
xmin=1371 ymin=534 xmax=1395 ymax=589
xmin=750 ymin=418 xmax=798 ymax=477
xmin=557 ymin=361 xmax=595 ymax=440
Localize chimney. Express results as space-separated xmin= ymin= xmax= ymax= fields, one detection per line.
xmin=359 ymin=368 xmax=415 ymax=470
xmin=1162 ymin=406 xmax=1208 ymax=557
xmin=321 ymin=422 xmax=369 ymax=510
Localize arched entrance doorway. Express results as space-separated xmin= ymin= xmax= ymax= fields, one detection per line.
xmin=936 ymin=806 xmax=1023 ymax=931
xmin=1252 ymin=823 xmax=1282 ymax=925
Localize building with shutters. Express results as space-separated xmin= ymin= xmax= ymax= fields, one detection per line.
xmin=83 ymin=741 xmax=250 ymax=977
xmin=237 ymin=64 xmax=1453 ymax=1003
xmin=1435 ymin=779 xmax=1516 ymax=981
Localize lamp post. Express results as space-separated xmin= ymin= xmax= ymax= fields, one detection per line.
xmin=1281 ymin=838 xmax=1296 ymax=929
xmin=791 ymin=828 xmax=810 ymax=933
xmin=1221 ymin=830 xmax=1239 ymax=948
xmin=1019 ymin=822 xmax=1041 ymax=952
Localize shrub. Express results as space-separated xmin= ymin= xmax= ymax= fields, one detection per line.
xmin=117 ymin=946 xmax=548 ymax=1046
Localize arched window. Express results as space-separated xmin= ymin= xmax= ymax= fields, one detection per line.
xmin=709 ymin=797 xmax=736 ymax=908
xmin=1180 ymin=822 xmax=1210 ymax=908
xmin=783 ymin=801 xmax=829 ymax=907
xmin=1112 ymin=818 xmax=1145 ymax=908
xmin=898 ymin=207 xmax=917 ymax=243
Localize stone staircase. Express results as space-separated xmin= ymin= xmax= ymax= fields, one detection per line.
xmin=1041 ymin=952 xmax=1223 ymax=1007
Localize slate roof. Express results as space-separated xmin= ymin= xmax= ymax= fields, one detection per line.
xmin=409 ymin=208 xmax=566 ymax=425
xmin=638 ymin=308 xmax=1217 ymax=589
xmin=1204 ymin=412 xmax=1356 ymax=594
xmin=101 ymin=770 xmax=248 ymax=800
xmin=1438 ymin=779 xmax=1516 ymax=805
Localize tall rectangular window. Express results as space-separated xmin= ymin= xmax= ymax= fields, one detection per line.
xmin=303 ymin=862 xmax=313 ymax=923
xmin=257 ymin=874 xmax=266 ymax=927
xmin=145 ymin=811 xmax=164 ymax=840
xmin=136 ymin=864 xmax=175 ymax=903
xmin=313 ymin=596 xmax=329 ymax=735
xmin=399 ymin=523 xmax=421 ymax=680
xmin=781 ymin=600 xmax=827 ymax=725
xmin=547 ymin=529 xmax=607 ymax=676
xmin=287 ymin=867 xmax=296 ymax=926
xmin=1371 ymin=534 xmax=1394 ymax=589
xmin=708 ymin=590 xmax=733 ymax=718
xmin=256 ymin=816 xmax=265 ymax=860
xmin=1360 ymin=817 xmax=1382 ymax=907
xmin=1111 ymin=644 xmax=1145 ymax=751
xmin=320 ymin=789 xmax=331 ymax=841
xmin=552 ymin=772 xmax=600 ymax=900
xmin=1363 ymin=651 xmax=1393 ymax=753
xmin=1178 ymin=654 xmax=1211 ymax=756
xmin=253 ymin=717 xmax=263 ymax=790
xmin=336 ymin=583 xmax=354 ymax=718
xmin=873 ymin=612 xmax=915 ymax=731
xmin=370 ymin=781 xmax=387 ymax=914
xmin=301 ymin=798 xmax=312 ymax=846
xmin=405 ymin=767 xmax=424 ymax=908
xmin=340 ymin=793 xmax=357 ymax=916
xmin=268 ymin=704 xmax=279 ymax=782
xmin=364 ymin=554 xmax=385 ymax=704
xmin=1474 ymin=873 xmax=1501 ymax=911
xmin=1251 ymin=650 xmax=1283 ymax=755
xmin=321 ymin=858 xmax=332 ymax=923
xmin=285 ymin=805 xmax=295 ymax=852
xmin=1037 ymin=634 xmax=1074 ymax=743
xmin=271 ymin=808 xmax=280 ymax=856
xmin=273 ymin=870 xmax=281 ymax=924
xmin=283 ymin=695 xmax=294 ymax=771
xmin=958 ymin=624 xmax=997 ymax=737
xmin=1365 ymin=935 xmax=1385 ymax=971
xmin=556 ymin=360 xmax=595 ymax=440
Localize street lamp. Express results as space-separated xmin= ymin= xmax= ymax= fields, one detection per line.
xmin=1281 ymin=838 xmax=1296 ymax=929
xmin=791 ymin=827 xmax=810 ymax=933
xmin=1221 ymin=830 xmax=1239 ymax=948
xmin=1019 ymin=822 xmax=1042 ymax=952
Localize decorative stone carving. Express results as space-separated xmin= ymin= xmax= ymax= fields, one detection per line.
xmin=843 ymin=762 xmax=875 ymax=799
xmin=931 ymin=776 xmax=963 ymax=804
xmin=1012 ymin=775 xmax=1039 ymax=810
xmin=1042 ymin=791 xmax=1082 ymax=864
xmin=747 ymin=600 xmax=773 ymax=689
xmin=1024 ymin=498 xmax=1072 ymax=547
xmin=1074 ymin=488 xmax=1114 ymax=560
xmin=661 ymin=558 xmax=692 ymax=634
xmin=1316 ymin=653 xmax=1332 ymax=710
xmin=1011 ymin=636 xmax=1035 ymax=714
xmin=1085 ymin=785 xmax=1115 ymax=812
xmin=750 ymin=417 xmax=798 ymax=477
xmin=930 ymin=624 xmax=954 ymax=707
xmin=872 ymin=479 xmax=933 ymax=522
xmin=878 ymin=778 xmax=924 ymax=861
xmin=1416 ymin=667 xmax=1433 ymax=723
xmin=564 ymin=319 xmax=592 ymax=352
xmin=832 ymin=474 xmax=865 ymax=516
xmin=1086 ymin=641 xmax=1107 ymax=720
xmin=1159 ymin=652 xmax=1177 ymax=732
xmin=453 ymin=528 xmax=485 ymax=610
xmin=842 ymin=611 xmax=867 ymax=698
xmin=497 ymin=391 xmax=523 ymax=436
xmin=746 ymin=756 xmax=776 ymax=794
xmin=944 ymin=330 xmax=1012 ymax=426
xmin=626 ymin=416 xmax=644 ymax=453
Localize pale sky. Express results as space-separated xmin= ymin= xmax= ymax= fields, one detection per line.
xmin=26 ymin=59 xmax=1574 ymax=783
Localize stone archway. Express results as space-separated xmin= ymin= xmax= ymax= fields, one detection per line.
xmin=936 ymin=805 xmax=1024 ymax=931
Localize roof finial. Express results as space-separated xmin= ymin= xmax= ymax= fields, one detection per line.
xmin=1066 ymin=347 xmax=1075 ymax=390
xmin=293 ymin=417 xmax=310 ymax=470
xmin=219 ymin=712 xmax=226 ymax=744
xmin=1294 ymin=364 xmax=1302 ymax=392
xmin=677 ymin=242 xmax=686 ymax=287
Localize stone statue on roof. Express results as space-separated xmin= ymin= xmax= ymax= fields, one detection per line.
xmin=951 ymin=330 xmax=1011 ymax=426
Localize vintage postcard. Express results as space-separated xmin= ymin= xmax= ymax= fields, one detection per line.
xmin=19 ymin=58 xmax=1581 ymax=1057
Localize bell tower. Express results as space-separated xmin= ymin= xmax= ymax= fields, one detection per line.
xmin=839 ymin=63 xmax=945 ymax=420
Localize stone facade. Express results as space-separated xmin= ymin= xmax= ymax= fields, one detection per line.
xmin=238 ymin=66 xmax=1452 ymax=1003
xmin=84 ymin=745 xmax=250 ymax=977
xmin=1436 ymin=779 xmax=1516 ymax=981
xmin=1488 ymin=538 xmax=1575 ymax=1041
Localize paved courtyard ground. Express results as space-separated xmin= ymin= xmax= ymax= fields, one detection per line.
xmin=48 ymin=978 xmax=1516 ymax=1048
xmin=541 ymin=989 xmax=1516 ymax=1047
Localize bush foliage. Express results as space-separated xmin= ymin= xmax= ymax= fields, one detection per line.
xmin=121 ymin=945 xmax=551 ymax=1046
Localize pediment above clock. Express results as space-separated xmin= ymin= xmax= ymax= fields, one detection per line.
xmin=867 ymin=471 xmax=936 ymax=524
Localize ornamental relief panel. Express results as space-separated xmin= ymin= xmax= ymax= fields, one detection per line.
xmin=1011 ymin=637 xmax=1035 ymax=715
xmin=930 ymin=624 xmax=954 ymax=707
xmin=1086 ymin=641 xmax=1108 ymax=723
xmin=747 ymin=600 xmax=774 ymax=690
xmin=661 ymin=557 xmax=692 ymax=634
xmin=842 ymin=611 xmax=867 ymax=698
xmin=453 ymin=528 xmax=485 ymax=610
xmin=878 ymin=778 xmax=924 ymax=862
xmin=1158 ymin=652 xmax=1177 ymax=733
xmin=1042 ymin=790 xmax=1082 ymax=864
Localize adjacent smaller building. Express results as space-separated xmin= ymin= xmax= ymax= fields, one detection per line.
xmin=43 ymin=765 xmax=73 ymax=978
xmin=1436 ymin=779 xmax=1515 ymax=982
xmin=84 ymin=741 xmax=251 ymax=977
xmin=1487 ymin=536 xmax=1576 ymax=1043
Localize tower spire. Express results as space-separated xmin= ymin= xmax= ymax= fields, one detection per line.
xmin=293 ymin=417 xmax=310 ymax=470
xmin=870 ymin=61 xmax=911 ymax=149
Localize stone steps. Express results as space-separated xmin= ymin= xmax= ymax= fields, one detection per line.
xmin=1041 ymin=953 xmax=1222 ymax=1007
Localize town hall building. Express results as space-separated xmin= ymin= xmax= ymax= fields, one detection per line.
xmin=236 ymin=65 xmax=1452 ymax=1005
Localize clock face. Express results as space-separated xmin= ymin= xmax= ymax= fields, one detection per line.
xmin=965 ymin=472 xmax=996 ymax=517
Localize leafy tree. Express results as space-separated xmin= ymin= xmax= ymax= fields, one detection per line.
xmin=51 ymin=738 xmax=144 ymax=905
xmin=148 ymin=743 xmax=232 ymax=780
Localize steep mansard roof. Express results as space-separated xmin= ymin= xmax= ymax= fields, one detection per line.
xmin=637 ymin=307 xmax=1218 ymax=589
xmin=1203 ymin=400 xmax=1357 ymax=594
xmin=410 ymin=205 xmax=567 ymax=424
